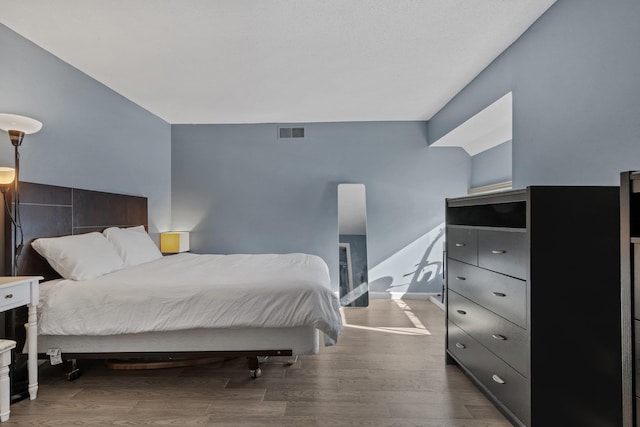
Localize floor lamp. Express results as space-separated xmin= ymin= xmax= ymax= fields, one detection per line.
xmin=0 ymin=114 xmax=42 ymax=403
xmin=0 ymin=114 xmax=42 ymax=276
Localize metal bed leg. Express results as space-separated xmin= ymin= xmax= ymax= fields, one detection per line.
xmin=286 ymin=355 xmax=298 ymax=365
xmin=247 ymin=356 xmax=262 ymax=379
xmin=63 ymin=359 xmax=81 ymax=381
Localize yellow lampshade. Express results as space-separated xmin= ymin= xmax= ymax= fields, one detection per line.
xmin=0 ymin=167 xmax=15 ymax=186
xmin=160 ymin=231 xmax=190 ymax=253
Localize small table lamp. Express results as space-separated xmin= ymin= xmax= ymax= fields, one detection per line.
xmin=0 ymin=168 xmax=16 ymax=189
xmin=160 ymin=232 xmax=190 ymax=254
xmin=0 ymin=167 xmax=16 ymax=221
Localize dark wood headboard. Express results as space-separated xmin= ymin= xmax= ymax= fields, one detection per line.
xmin=3 ymin=182 xmax=148 ymax=280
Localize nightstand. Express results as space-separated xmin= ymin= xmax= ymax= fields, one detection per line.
xmin=0 ymin=339 xmax=15 ymax=422
xmin=0 ymin=276 xmax=42 ymax=409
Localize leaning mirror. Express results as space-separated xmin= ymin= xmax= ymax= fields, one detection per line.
xmin=338 ymin=183 xmax=368 ymax=307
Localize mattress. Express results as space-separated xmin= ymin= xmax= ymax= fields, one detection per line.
xmin=37 ymin=252 xmax=342 ymax=344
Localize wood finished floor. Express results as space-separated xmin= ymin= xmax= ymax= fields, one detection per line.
xmin=6 ymin=300 xmax=511 ymax=426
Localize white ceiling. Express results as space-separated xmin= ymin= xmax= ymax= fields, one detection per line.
xmin=0 ymin=0 xmax=555 ymax=125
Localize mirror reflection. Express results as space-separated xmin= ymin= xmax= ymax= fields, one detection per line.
xmin=338 ymin=183 xmax=368 ymax=307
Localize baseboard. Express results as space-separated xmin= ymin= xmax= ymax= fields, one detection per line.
xmin=429 ymin=295 xmax=445 ymax=311
xmin=369 ymin=291 xmax=437 ymax=300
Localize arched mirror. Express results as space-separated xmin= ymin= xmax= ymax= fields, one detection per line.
xmin=338 ymin=183 xmax=368 ymax=307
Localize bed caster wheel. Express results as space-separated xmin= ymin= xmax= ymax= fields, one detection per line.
xmin=249 ymin=368 xmax=262 ymax=379
xmin=64 ymin=359 xmax=81 ymax=381
xmin=66 ymin=368 xmax=81 ymax=381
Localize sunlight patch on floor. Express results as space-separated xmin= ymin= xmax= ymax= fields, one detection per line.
xmin=340 ymin=302 xmax=431 ymax=336
xmin=393 ymin=299 xmax=429 ymax=331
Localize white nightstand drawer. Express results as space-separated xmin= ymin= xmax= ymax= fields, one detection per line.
xmin=0 ymin=283 xmax=30 ymax=311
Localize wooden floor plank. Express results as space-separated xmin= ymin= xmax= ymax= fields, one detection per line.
xmin=285 ymin=401 xmax=391 ymax=418
xmin=206 ymin=415 xmax=318 ymax=427
xmin=264 ymin=389 xmax=362 ymax=403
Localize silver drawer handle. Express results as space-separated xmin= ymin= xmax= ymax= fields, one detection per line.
xmin=4 ymin=294 xmax=13 ymax=299
xmin=492 ymin=292 xmax=506 ymax=297
xmin=491 ymin=250 xmax=507 ymax=254
xmin=492 ymin=334 xmax=507 ymax=341
xmin=455 ymin=243 xmax=466 ymax=247
xmin=455 ymin=276 xmax=466 ymax=281
xmin=455 ymin=342 xmax=466 ymax=349
xmin=456 ymin=310 xmax=467 ymax=315
xmin=492 ymin=374 xmax=505 ymax=384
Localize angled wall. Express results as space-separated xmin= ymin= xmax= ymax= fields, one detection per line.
xmin=471 ymin=140 xmax=512 ymax=188
xmin=0 ymin=24 xmax=171 ymax=237
xmin=429 ymin=0 xmax=640 ymax=187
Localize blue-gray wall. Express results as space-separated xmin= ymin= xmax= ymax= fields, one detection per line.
xmin=171 ymin=122 xmax=469 ymax=291
xmin=471 ymin=140 xmax=512 ymax=188
xmin=429 ymin=0 xmax=640 ymax=187
xmin=0 ymin=24 xmax=171 ymax=237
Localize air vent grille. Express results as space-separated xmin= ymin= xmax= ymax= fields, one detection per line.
xmin=278 ymin=126 xmax=305 ymax=139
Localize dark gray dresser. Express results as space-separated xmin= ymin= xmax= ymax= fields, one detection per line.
xmin=446 ymin=187 xmax=622 ymax=427
xmin=621 ymin=172 xmax=640 ymax=427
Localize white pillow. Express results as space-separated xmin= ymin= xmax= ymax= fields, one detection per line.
xmin=32 ymin=232 xmax=124 ymax=281
xmin=103 ymin=226 xmax=162 ymax=267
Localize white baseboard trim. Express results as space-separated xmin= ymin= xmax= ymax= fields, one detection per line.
xmin=369 ymin=291 xmax=438 ymax=300
xmin=429 ymin=295 xmax=445 ymax=311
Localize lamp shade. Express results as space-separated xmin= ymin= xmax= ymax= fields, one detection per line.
xmin=0 ymin=167 xmax=15 ymax=186
xmin=160 ymin=232 xmax=190 ymax=253
xmin=0 ymin=114 xmax=43 ymax=134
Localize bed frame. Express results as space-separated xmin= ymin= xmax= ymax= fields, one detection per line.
xmin=4 ymin=182 xmax=319 ymax=379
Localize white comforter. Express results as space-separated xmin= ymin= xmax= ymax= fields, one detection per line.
xmin=38 ymin=253 xmax=343 ymax=344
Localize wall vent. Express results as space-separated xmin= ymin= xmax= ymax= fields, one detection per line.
xmin=278 ymin=126 xmax=305 ymax=139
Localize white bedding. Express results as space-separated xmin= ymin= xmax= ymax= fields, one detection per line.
xmin=38 ymin=253 xmax=342 ymax=345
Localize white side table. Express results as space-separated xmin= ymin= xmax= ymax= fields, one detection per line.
xmin=0 ymin=340 xmax=15 ymax=422
xmin=0 ymin=276 xmax=42 ymax=407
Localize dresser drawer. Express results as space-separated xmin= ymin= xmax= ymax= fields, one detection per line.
xmin=478 ymin=229 xmax=526 ymax=279
xmin=448 ymin=259 xmax=527 ymax=328
xmin=447 ymin=227 xmax=478 ymax=265
xmin=448 ymin=290 xmax=528 ymax=376
xmin=448 ymin=321 xmax=529 ymax=425
xmin=0 ymin=282 xmax=30 ymax=311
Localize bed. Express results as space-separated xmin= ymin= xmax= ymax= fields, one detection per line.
xmin=5 ymin=181 xmax=342 ymax=379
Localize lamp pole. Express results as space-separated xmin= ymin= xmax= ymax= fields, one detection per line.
xmin=7 ymin=131 xmax=23 ymax=277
